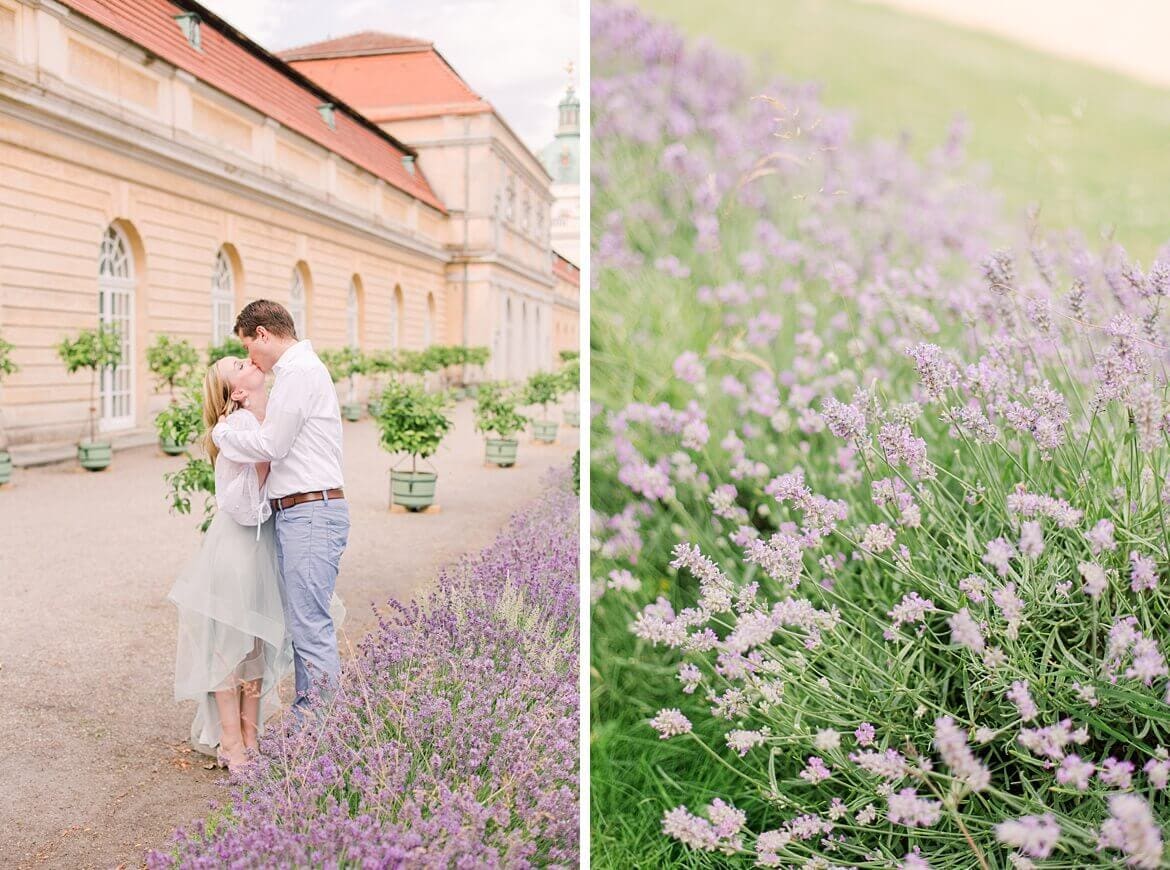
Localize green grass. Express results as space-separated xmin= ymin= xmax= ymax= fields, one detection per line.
xmin=637 ymin=0 xmax=1170 ymax=262
xmin=590 ymin=4 xmax=1170 ymax=865
xmin=589 ymin=140 xmax=783 ymax=866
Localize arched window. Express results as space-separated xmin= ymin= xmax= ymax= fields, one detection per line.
xmin=390 ymin=285 xmax=404 ymax=350
xmin=211 ymin=247 xmax=235 ymax=344
xmin=98 ymin=224 xmax=134 ymax=429
xmin=289 ymin=263 xmax=308 ymax=339
xmin=522 ymin=191 xmax=530 ymax=232
xmin=424 ymin=292 xmax=435 ymax=346
xmin=505 ymin=176 xmax=515 ymax=222
xmin=347 ymin=277 xmax=361 ymax=348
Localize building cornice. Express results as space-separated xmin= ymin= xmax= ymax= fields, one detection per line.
xmin=0 ymin=79 xmax=450 ymax=263
xmin=489 ymin=139 xmax=553 ymax=194
xmin=447 ymin=252 xmax=555 ymax=289
xmin=489 ymin=280 xmax=556 ymax=306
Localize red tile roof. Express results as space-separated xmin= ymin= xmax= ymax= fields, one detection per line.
xmin=280 ymin=31 xmax=432 ymax=61
xmin=281 ymin=40 xmax=491 ymax=123
xmin=280 ymin=32 xmax=550 ymax=182
xmin=553 ymin=251 xmax=579 ymax=284
xmin=59 ymin=0 xmax=446 ymax=212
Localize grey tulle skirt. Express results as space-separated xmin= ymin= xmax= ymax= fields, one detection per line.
xmin=167 ymin=511 xmax=292 ymax=756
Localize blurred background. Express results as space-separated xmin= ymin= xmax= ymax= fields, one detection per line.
xmin=639 ymin=0 xmax=1170 ymax=260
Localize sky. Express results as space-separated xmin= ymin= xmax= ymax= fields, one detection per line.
xmin=868 ymin=0 xmax=1170 ymax=88
xmin=200 ymin=0 xmax=580 ymax=151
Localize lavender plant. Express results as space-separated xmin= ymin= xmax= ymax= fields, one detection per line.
xmin=592 ymin=4 xmax=1170 ymax=868
xmin=150 ymin=470 xmax=579 ymax=867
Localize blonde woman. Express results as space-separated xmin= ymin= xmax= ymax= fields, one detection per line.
xmin=166 ymin=356 xmax=292 ymax=772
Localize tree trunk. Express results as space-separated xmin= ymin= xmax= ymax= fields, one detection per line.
xmin=89 ymin=368 xmax=97 ymax=443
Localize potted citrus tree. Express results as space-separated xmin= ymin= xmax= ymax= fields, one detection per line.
xmin=57 ymin=324 xmax=123 ymax=471
xmin=375 ymin=380 xmax=452 ymax=511
xmin=0 ymin=334 xmax=18 ymax=486
xmin=320 ymin=347 xmax=367 ymax=421
xmin=474 ymin=382 xmax=528 ymax=468
xmin=154 ymin=381 xmax=204 ymax=460
xmin=524 ymin=370 xmax=563 ymax=444
xmin=447 ymin=346 xmax=469 ymax=399
xmin=147 ymin=334 xmax=199 ymax=454
xmin=464 ymin=346 xmax=491 ymax=397
xmin=158 ymin=379 xmax=216 ymax=531
xmin=559 ymin=357 xmax=580 ymax=427
xmin=397 ymin=349 xmax=426 ymax=387
xmin=365 ymin=350 xmax=398 ymax=416
xmin=419 ymin=345 xmax=451 ymax=394
xmin=207 ymin=335 xmax=246 ymax=364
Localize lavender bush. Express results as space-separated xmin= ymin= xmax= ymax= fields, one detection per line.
xmin=151 ymin=471 xmax=579 ymax=868
xmin=592 ymin=4 xmax=1170 ymax=868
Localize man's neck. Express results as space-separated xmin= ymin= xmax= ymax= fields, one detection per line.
xmin=272 ymin=338 xmax=299 ymax=365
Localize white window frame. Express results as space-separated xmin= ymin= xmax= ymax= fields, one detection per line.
xmin=347 ymin=279 xmax=360 ymax=348
xmin=211 ymin=248 xmax=234 ymax=345
xmin=424 ymin=292 xmax=435 ymax=346
xmin=289 ymin=265 xmax=307 ymax=339
xmin=390 ymin=286 xmax=404 ymax=351
xmin=98 ymin=224 xmax=134 ymax=431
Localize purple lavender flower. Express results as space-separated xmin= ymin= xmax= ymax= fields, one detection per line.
xmin=149 ymin=474 xmax=579 ymax=867
xmin=995 ymin=813 xmax=1060 ymax=859
xmin=1097 ymin=793 xmax=1163 ymax=868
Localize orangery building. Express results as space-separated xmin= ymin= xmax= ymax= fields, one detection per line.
xmin=0 ymin=0 xmax=579 ymax=457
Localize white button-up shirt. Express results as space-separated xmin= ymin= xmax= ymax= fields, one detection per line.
xmin=212 ymin=340 xmax=344 ymax=499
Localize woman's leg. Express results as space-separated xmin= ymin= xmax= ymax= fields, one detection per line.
xmin=240 ymin=678 xmax=262 ymax=752
xmin=213 ymin=688 xmax=246 ymax=767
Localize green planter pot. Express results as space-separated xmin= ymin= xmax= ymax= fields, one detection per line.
xmin=367 ymin=399 xmax=383 ymax=417
xmin=485 ymin=437 xmax=519 ymax=467
xmin=78 ymin=441 xmax=112 ymax=471
xmin=532 ymin=419 xmax=559 ymax=443
xmin=159 ymin=436 xmax=187 ymax=456
xmin=564 ymin=408 xmax=580 ymax=427
xmin=453 ymin=387 xmax=467 ymax=401
xmin=390 ymin=469 xmax=437 ymax=511
xmin=342 ymin=402 xmax=362 ymax=422
xmin=466 ymin=384 xmax=480 ymax=398
xmin=0 ymin=450 xmax=11 ymax=485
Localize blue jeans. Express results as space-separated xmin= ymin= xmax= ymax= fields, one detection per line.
xmin=273 ymin=495 xmax=349 ymax=717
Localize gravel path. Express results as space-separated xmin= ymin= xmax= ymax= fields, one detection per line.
xmin=0 ymin=401 xmax=578 ymax=868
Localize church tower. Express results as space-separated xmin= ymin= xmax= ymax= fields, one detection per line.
xmin=541 ymin=66 xmax=581 ymax=262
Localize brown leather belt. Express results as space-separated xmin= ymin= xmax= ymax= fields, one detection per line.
xmin=270 ymin=488 xmax=345 ymax=513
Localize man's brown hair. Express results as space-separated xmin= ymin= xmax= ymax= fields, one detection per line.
xmin=234 ymin=299 xmax=297 ymax=340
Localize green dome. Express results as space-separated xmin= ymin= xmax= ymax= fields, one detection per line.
xmin=540 ymin=85 xmax=579 ymax=184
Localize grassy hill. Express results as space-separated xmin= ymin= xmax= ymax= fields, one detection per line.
xmin=636 ymin=0 xmax=1170 ymax=261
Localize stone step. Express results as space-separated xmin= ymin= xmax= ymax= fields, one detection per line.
xmin=7 ymin=428 xmax=159 ymax=467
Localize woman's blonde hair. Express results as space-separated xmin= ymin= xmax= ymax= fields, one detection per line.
xmin=201 ymin=360 xmax=240 ymax=464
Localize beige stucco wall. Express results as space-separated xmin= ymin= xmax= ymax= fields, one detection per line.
xmin=0 ymin=114 xmax=449 ymax=447
xmin=0 ymin=0 xmax=575 ymax=452
xmin=552 ymin=271 xmax=580 ymax=360
xmin=376 ymin=109 xmax=571 ymax=385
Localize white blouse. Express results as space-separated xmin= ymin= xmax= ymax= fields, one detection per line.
xmin=211 ymin=340 xmax=344 ymax=500
xmin=215 ymin=409 xmax=272 ymax=536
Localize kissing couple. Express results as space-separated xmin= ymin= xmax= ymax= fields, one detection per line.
xmin=167 ymin=299 xmax=349 ymax=773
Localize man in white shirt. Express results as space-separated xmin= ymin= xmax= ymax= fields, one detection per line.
xmin=212 ymin=299 xmax=348 ymax=721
